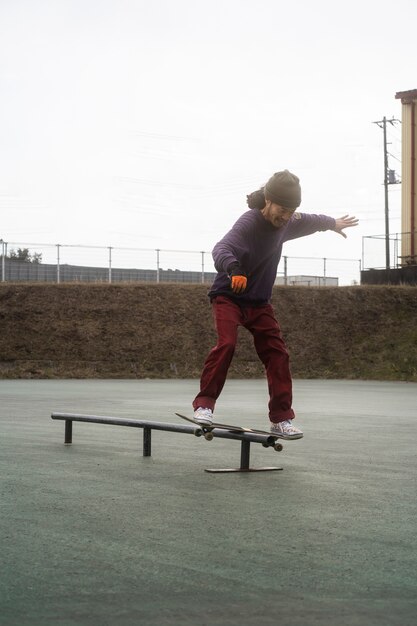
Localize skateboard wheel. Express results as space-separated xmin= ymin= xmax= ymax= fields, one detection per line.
xmin=204 ymin=432 xmax=214 ymax=441
xmin=274 ymin=443 xmax=283 ymax=452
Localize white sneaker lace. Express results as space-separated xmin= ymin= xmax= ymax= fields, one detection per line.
xmin=195 ymin=407 xmax=213 ymax=422
xmin=273 ymin=420 xmax=299 ymax=433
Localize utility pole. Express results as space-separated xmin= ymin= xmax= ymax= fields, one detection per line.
xmin=373 ymin=116 xmax=401 ymax=270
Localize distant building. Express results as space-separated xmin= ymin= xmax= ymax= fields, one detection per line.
xmin=0 ymin=259 xmax=217 ymax=284
xmin=395 ymin=88 xmax=417 ymax=267
xmin=275 ymin=275 xmax=338 ymax=287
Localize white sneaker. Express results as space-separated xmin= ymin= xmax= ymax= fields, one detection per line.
xmin=194 ymin=407 xmax=213 ymax=425
xmin=270 ymin=419 xmax=303 ymax=440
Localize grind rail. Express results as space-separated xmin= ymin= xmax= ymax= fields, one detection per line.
xmin=51 ymin=412 xmax=284 ymax=473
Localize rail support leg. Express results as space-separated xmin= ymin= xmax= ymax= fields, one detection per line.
xmin=240 ymin=439 xmax=250 ymax=470
xmin=64 ymin=420 xmax=73 ymax=444
xmin=205 ymin=438 xmax=283 ymax=473
xmin=143 ymin=427 xmax=152 ymax=457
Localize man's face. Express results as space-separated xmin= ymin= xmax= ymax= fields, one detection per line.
xmin=261 ymin=201 xmax=296 ymax=228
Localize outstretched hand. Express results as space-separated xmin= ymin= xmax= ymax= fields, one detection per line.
xmin=334 ymin=215 xmax=359 ymax=238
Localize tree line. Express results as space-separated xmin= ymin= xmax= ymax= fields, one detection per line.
xmin=6 ymin=248 xmax=42 ymax=264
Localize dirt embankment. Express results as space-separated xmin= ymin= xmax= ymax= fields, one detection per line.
xmin=0 ymin=283 xmax=417 ymax=381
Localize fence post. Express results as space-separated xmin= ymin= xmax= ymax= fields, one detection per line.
xmin=201 ymin=251 xmax=205 ymax=284
xmin=283 ymin=256 xmax=288 ymax=285
xmin=156 ymin=249 xmax=160 ymax=283
xmin=323 ymin=257 xmax=327 ymax=286
xmin=394 ymin=234 xmax=399 ymax=268
xmin=108 ymin=247 xmax=112 ymax=284
xmin=361 ymin=237 xmax=364 ymax=270
xmin=56 ymin=244 xmax=60 ymax=284
xmin=0 ymin=240 xmax=4 ymax=282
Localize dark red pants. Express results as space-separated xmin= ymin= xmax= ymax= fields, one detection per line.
xmin=193 ymin=296 xmax=295 ymax=423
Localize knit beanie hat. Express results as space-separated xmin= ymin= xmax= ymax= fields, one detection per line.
xmin=264 ymin=170 xmax=301 ymax=209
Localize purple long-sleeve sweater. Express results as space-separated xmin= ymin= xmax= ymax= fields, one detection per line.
xmin=209 ymin=209 xmax=336 ymax=305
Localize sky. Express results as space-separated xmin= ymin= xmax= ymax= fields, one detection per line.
xmin=1 ymin=0 xmax=416 ymax=280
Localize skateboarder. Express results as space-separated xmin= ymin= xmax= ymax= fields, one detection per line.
xmin=192 ymin=169 xmax=358 ymax=439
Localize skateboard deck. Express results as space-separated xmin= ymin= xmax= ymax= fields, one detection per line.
xmin=175 ymin=412 xmax=284 ymax=448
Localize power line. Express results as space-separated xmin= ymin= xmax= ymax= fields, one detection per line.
xmin=387 ymin=151 xmax=401 ymax=164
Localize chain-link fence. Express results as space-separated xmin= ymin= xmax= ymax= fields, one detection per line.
xmin=362 ymin=231 xmax=417 ymax=270
xmin=0 ymin=240 xmax=361 ymax=286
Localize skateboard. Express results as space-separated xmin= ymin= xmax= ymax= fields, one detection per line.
xmin=175 ymin=412 xmax=284 ymax=451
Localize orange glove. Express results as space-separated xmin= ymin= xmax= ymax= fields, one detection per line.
xmin=231 ymin=275 xmax=247 ymax=293
xmin=228 ymin=264 xmax=247 ymax=293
